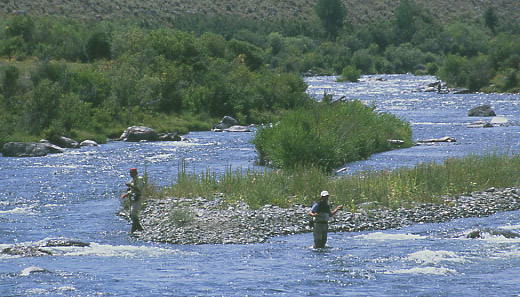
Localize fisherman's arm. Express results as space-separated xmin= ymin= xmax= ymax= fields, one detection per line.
xmin=330 ymin=205 xmax=344 ymax=217
xmin=308 ymin=210 xmax=318 ymax=216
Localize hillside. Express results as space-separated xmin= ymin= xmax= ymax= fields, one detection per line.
xmin=1 ymin=0 xmax=519 ymax=26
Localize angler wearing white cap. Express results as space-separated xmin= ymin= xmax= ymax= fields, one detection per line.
xmin=308 ymin=190 xmax=343 ymax=248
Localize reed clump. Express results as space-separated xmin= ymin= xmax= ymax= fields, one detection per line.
xmin=156 ymin=153 xmax=520 ymax=210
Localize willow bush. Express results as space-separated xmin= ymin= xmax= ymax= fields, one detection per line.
xmin=252 ymin=99 xmax=413 ymax=172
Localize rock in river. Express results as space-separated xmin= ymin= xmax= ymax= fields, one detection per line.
xmin=1 ymin=142 xmax=64 ymax=157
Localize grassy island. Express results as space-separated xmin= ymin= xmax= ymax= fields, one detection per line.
xmin=148 ymin=153 xmax=520 ymax=210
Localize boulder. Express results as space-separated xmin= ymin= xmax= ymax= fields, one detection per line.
xmin=1 ymin=142 xmax=64 ymax=157
xmin=468 ymin=105 xmax=496 ymax=117
xmin=39 ymin=237 xmax=90 ymax=247
xmin=55 ymin=136 xmax=80 ymax=148
xmin=452 ymin=89 xmax=471 ymax=94
xmin=491 ymin=116 xmax=508 ymax=125
xmin=21 ymin=266 xmax=49 ymax=276
xmin=416 ymin=136 xmax=456 ymax=144
xmin=467 ymin=121 xmax=493 ymax=128
xmin=224 ymin=125 xmax=251 ymax=132
xmin=466 ymin=228 xmax=520 ymax=239
xmin=1 ymin=246 xmax=52 ymax=257
xmin=213 ymin=116 xmax=238 ymax=130
xmin=44 ymin=143 xmax=65 ymax=154
xmin=158 ymin=131 xmax=182 ymax=141
xmin=387 ymin=139 xmax=405 ymax=145
xmin=120 ymin=126 xmax=159 ymax=142
xmin=80 ymin=140 xmax=99 ymax=147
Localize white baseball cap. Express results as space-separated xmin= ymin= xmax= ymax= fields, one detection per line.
xmin=320 ymin=190 xmax=329 ymax=197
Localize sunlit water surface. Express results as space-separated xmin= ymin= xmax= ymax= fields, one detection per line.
xmin=2 ymin=75 xmax=520 ymax=296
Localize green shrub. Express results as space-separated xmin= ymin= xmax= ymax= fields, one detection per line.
xmin=315 ymin=0 xmax=346 ymax=39
xmin=86 ymin=31 xmax=111 ymax=61
xmin=252 ymin=99 xmax=412 ymax=172
xmin=337 ymin=65 xmax=361 ymax=82
xmin=384 ymin=43 xmax=425 ymax=73
xmin=352 ymin=49 xmax=377 ymax=73
xmin=31 ymin=61 xmax=68 ymax=86
xmin=6 ymin=15 xmax=35 ymax=44
xmin=1 ymin=65 xmax=20 ymax=100
xmin=228 ymin=39 xmax=264 ymax=71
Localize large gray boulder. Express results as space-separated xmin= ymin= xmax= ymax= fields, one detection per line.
xmin=213 ymin=116 xmax=238 ymax=130
xmin=55 ymin=136 xmax=80 ymax=148
xmin=224 ymin=125 xmax=251 ymax=132
xmin=80 ymin=140 xmax=99 ymax=147
xmin=416 ymin=136 xmax=456 ymax=144
xmin=1 ymin=142 xmax=64 ymax=157
xmin=158 ymin=131 xmax=182 ymax=141
xmin=120 ymin=126 xmax=159 ymax=142
xmin=468 ymin=105 xmax=496 ymax=117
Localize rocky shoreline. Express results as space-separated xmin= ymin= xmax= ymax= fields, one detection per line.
xmin=132 ymin=187 xmax=520 ymax=244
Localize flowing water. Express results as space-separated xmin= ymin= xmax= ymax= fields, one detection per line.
xmin=2 ymin=75 xmax=520 ymax=296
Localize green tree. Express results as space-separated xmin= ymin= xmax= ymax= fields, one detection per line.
xmin=315 ymin=0 xmax=346 ymax=40
xmin=484 ymin=7 xmax=498 ymax=33
xmin=25 ymin=79 xmax=62 ymax=133
xmin=6 ymin=15 xmax=35 ymax=43
xmin=338 ymin=65 xmax=361 ymax=82
xmin=86 ymin=31 xmax=111 ymax=61
xmin=1 ymin=65 xmax=20 ymax=100
xmin=393 ymin=0 xmax=416 ymax=43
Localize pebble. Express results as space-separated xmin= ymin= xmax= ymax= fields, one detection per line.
xmin=131 ymin=188 xmax=520 ymax=245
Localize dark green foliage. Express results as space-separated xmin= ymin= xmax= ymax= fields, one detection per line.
xmin=338 ymin=65 xmax=361 ymax=82
xmin=1 ymin=8 xmax=520 ymax=145
xmin=439 ymin=54 xmax=494 ymax=91
xmin=1 ymin=65 xmax=19 ymax=99
xmin=503 ymin=69 xmax=519 ymax=90
xmin=384 ymin=43 xmax=425 ymax=73
xmin=25 ymin=79 xmax=62 ymax=133
xmin=86 ymin=31 xmax=111 ymax=61
xmin=443 ymin=22 xmax=489 ymax=57
xmin=484 ymin=7 xmax=498 ymax=33
xmin=393 ymin=0 xmax=416 ymax=44
xmin=252 ymin=99 xmax=412 ymax=172
xmin=67 ymin=66 xmax=112 ymax=107
xmin=5 ymin=15 xmax=35 ymax=43
xmin=228 ymin=39 xmax=264 ymax=71
xmin=315 ymin=0 xmax=346 ymax=39
xmin=31 ymin=61 xmax=68 ymax=86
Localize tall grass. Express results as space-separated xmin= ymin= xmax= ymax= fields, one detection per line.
xmin=155 ymin=153 xmax=520 ymax=210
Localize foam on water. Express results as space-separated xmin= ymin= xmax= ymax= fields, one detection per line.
xmin=0 ymin=206 xmax=36 ymax=215
xmin=406 ymin=250 xmax=465 ymax=264
xmin=354 ymin=231 xmax=427 ymax=241
xmin=388 ymin=267 xmax=458 ymax=276
xmin=46 ymin=242 xmax=195 ymax=258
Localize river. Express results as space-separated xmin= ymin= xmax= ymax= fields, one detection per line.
xmin=1 ymin=74 xmax=520 ymax=296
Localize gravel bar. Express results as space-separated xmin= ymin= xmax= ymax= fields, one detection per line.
xmin=131 ymin=187 xmax=520 ymax=244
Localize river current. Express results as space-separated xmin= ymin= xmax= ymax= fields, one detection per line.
xmin=1 ymin=74 xmax=520 ymax=296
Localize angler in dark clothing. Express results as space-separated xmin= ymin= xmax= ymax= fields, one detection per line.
xmin=308 ymin=191 xmax=343 ymax=248
xmin=121 ymin=168 xmax=145 ymax=233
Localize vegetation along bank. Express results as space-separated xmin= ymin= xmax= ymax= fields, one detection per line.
xmin=2 ymin=0 xmax=520 ymax=146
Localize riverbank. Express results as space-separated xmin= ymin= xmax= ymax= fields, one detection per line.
xmin=131 ymin=187 xmax=520 ymax=244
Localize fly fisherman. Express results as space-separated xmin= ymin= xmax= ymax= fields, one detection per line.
xmin=121 ymin=168 xmax=144 ymax=233
xmin=308 ymin=190 xmax=343 ymax=248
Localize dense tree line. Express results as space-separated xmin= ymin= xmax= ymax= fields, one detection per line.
xmin=0 ymin=0 xmax=518 ymax=153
